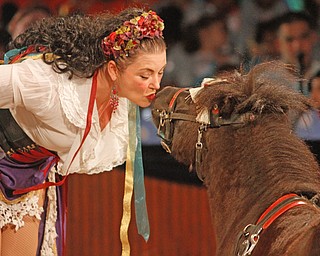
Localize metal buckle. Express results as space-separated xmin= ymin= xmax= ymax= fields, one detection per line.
xmin=160 ymin=140 xmax=172 ymax=154
xmin=157 ymin=109 xmax=173 ymax=154
xmin=236 ymin=224 xmax=261 ymax=256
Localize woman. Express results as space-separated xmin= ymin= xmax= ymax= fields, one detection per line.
xmin=0 ymin=7 xmax=166 ymax=256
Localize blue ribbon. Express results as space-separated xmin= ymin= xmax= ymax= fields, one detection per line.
xmin=134 ymin=106 xmax=150 ymax=241
xmin=3 ymin=47 xmax=43 ymax=64
xmin=4 ymin=48 xmax=25 ymax=64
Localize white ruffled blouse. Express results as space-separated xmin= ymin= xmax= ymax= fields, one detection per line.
xmin=0 ymin=58 xmax=129 ymax=175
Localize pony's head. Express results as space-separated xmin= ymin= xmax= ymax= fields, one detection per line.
xmin=152 ymin=61 xmax=311 ymax=175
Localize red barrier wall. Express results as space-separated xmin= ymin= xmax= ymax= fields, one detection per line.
xmin=66 ymin=169 xmax=216 ymax=256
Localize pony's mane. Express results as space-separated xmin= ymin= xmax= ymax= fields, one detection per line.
xmin=196 ymin=61 xmax=310 ymax=122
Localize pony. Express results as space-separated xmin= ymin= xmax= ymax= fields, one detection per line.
xmin=152 ymin=61 xmax=320 ymax=255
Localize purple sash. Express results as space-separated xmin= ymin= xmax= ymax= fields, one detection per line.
xmin=0 ymin=155 xmax=55 ymax=200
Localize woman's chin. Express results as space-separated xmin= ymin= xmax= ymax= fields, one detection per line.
xmin=138 ymin=101 xmax=152 ymax=108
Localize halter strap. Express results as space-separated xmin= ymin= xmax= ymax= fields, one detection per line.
xmin=168 ymin=88 xmax=189 ymax=109
xmin=235 ymin=193 xmax=309 ymax=256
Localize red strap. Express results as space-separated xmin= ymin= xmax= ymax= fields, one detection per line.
xmin=13 ymin=157 xmax=62 ymax=195
xmin=10 ymin=45 xmax=46 ymax=63
xmin=13 ymin=71 xmax=98 ymax=195
xmin=256 ymin=193 xmax=297 ymax=223
xmin=62 ymin=178 xmax=68 ymax=256
xmin=10 ymin=152 xmax=44 ymax=163
xmin=262 ymin=200 xmax=307 ymax=229
xmin=256 ymin=193 xmax=308 ymax=231
xmin=10 ymin=147 xmax=57 ymax=163
xmin=169 ymin=88 xmax=188 ymax=108
xmin=66 ymin=70 xmax=98 ymax=169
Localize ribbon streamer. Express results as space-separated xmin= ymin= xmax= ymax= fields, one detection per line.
xmin=120 ymin=103 xmax=150 ymax=255
xmin=120 ymin=101 xmax=136 ymax=256
xmin=134 ymin=106 xmax=150 ymax=241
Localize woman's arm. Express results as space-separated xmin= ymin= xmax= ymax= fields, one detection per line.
xmin=0 ymin=59 xmax=54 ymax=112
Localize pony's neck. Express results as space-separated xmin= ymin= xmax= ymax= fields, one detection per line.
xmin=203 ymin=121 xmax=320 ymax=253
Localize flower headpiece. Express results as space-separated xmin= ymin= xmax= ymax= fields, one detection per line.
xmin=102 ymin=10 xmax=164 ymax=59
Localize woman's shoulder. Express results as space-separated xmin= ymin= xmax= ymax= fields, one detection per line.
xmin=14 ymin=58 xmax=56 ymax=80
xmin=6 ymin=58 xmax=59 ymax=111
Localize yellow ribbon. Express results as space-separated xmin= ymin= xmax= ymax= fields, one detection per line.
xmin=120 ymin=102 xmax=136 ymax=256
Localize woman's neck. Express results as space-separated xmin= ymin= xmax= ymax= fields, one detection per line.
xmin=96 ymin=66 xmax=114 ymax=131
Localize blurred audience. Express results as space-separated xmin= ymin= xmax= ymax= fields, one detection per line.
xmin=162 ymin=13 xmax=238 ymax=87
xmin=190 ymin=14 xmax=239 ymax=85
xmin=239 ymin=0 xmax=289 ymax=56
xmin=0 ymin=4 xmax=52 ymax=60
xmin=273 ymin=11 xmax=320 ymax=163
xmin=275 ymin=11 xmax=319 ymax=95
xmin=206 ymin=0 xmax=241 ymax=54
xmin=249 ymin=17 xmax=280 ymax=65
xmin=8 ymin=5 xmax=52 ymax=40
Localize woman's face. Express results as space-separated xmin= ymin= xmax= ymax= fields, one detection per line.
xmin=117 ymin=50 xmax=167 ymax=107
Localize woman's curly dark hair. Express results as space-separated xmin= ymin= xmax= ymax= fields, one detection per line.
xmin=11 ymin=7 xmax=166 ymax=78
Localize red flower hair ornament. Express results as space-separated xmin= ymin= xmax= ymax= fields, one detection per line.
xmin=102 ymin=10 xmax=164 ymax=59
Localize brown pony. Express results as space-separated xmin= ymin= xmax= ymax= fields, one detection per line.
xmin=152 ymin=61 xmax=320 ymax=255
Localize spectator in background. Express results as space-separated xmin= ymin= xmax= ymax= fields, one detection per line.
xmin=175 ymin=0 xmax=215 ymax=27
xmin=205 ymin=0 xmax=241 ymax=54
xmin=274 ymin=11 xmax=320 ymax=164
xmin=275 ymin=11 xmax=319 ymax=95
xmin=295 ymin=71 xmax=320 ymax=163
xmin=189 ymin=14 xmax=239 ymax=86
xmin=163 ymin=13 xmax=239 ymax=88
xmin=7 ymin=5 xmax=52 ymax=40
xmin=249 ymin=17 xmax=280 ymax=65
xmin=239 ymin=0 xmax=288 ymax=57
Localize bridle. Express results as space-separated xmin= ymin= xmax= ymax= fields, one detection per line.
xmin=153 ymin=87 xmax=253 ymax=181
xmin=234 ymin=193 xmax=320 ymax=255
xmin=154 ymin=88 xmax=196 ymax=154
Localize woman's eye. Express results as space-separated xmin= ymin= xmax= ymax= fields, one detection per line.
xmin=141 ymin=75 xmax=149 ymax=79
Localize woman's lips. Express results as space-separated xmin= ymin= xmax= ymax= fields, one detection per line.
xmin=146 ymin=94 xmax=156 ymax=101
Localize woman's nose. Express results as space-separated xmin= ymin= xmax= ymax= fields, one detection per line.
xmin=151 ymin=77 xmax=161 ymax=90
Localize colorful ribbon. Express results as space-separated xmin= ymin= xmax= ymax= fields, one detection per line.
xmin=134 ymin=106 xmax=150 ymax=241
xmin=120 ymin=102 xmax=150 ymax=255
